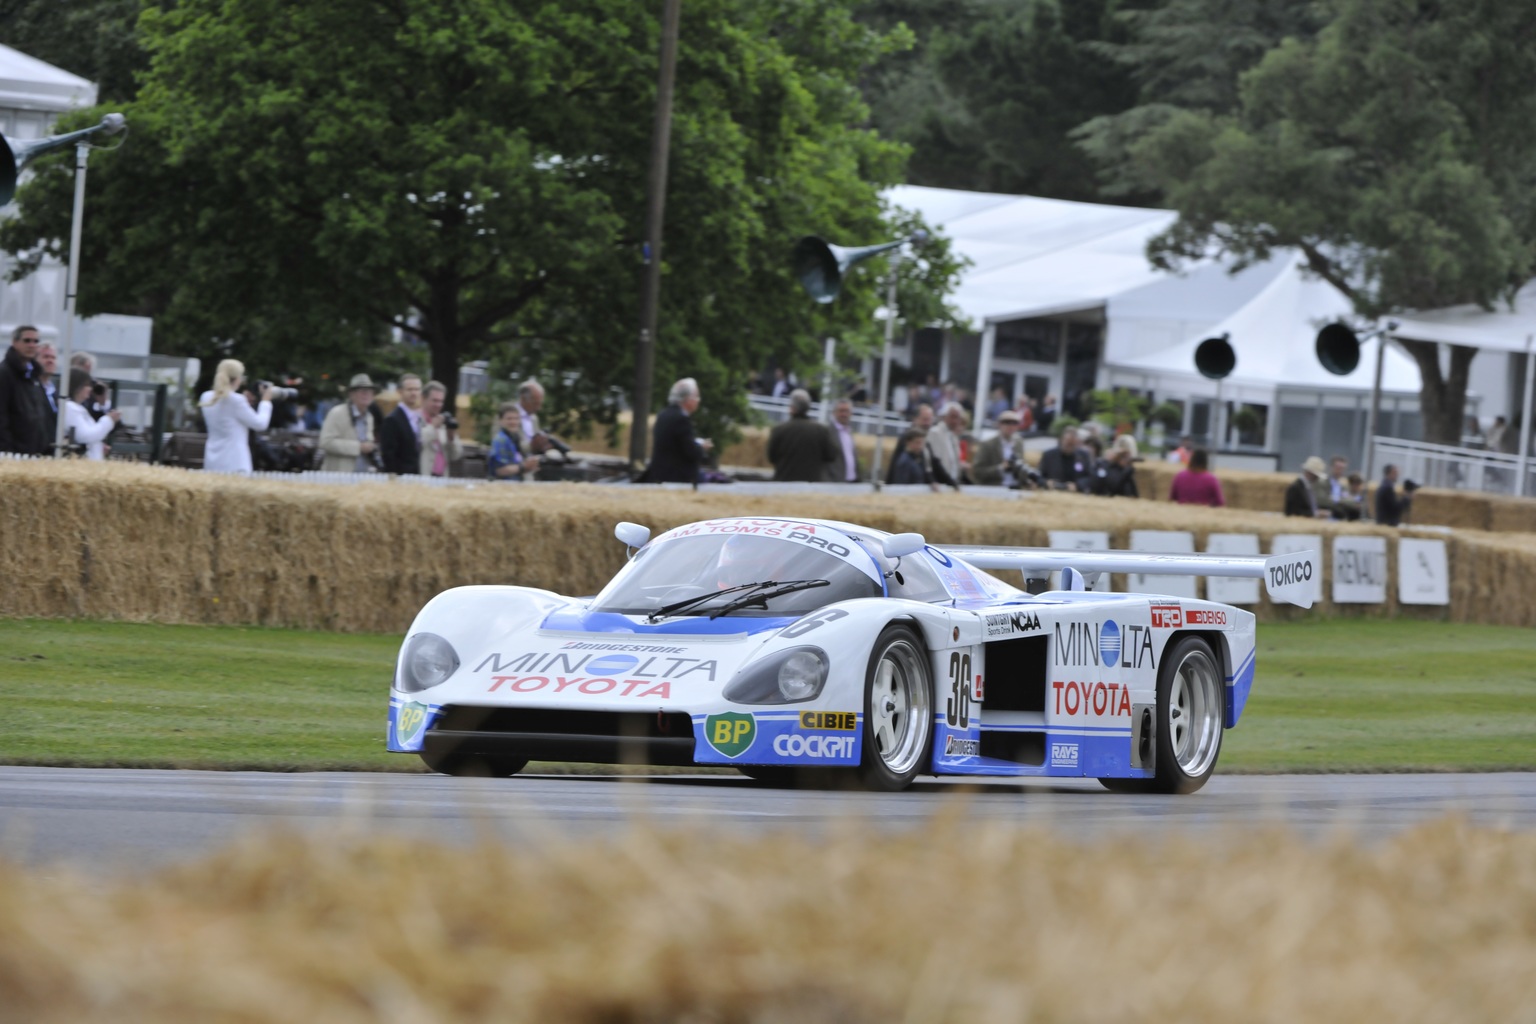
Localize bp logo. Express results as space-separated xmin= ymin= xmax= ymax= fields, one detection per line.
xmin=705 ymin=713 xmax=756 ymax=758
xmin=395 ymin=702 xmax=430 ymax=746
xmin=1099 ymin=620 xmax=1121 ymax=668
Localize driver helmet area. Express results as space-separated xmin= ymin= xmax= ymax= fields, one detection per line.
xmin=711 ymin=533 xmax=795 ymax=589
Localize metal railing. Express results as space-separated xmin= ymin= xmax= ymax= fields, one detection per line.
xmin=748 ymin=394 xmax=910 ymax=437
xmin=1371 ymin=435 xmax=1535 ymax=498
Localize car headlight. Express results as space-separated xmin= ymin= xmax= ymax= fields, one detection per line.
xmin=722 ymin=647 xmax=828 ymax=705
xmin=398 ymin=632 xmax=459 ymax=693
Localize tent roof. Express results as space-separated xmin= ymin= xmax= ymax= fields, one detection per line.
xmin=887 ymin=185 xmax=1178 ymax=323
xmin=1113 ymin=253 xmax=1421 ymax=394
xmin=0 ymin=44 xmax=96 ymax=114
xmin=1391 ymin=281 xmax=1536 ymax=353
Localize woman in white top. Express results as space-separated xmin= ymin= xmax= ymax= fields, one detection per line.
xmin=63 ymin=368 xmax=119 ymax=460
xmin=199 ymin=358 xmax=272 ymax=474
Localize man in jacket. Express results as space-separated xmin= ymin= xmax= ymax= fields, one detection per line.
xmin=319 ymin=374 xmax=380 ymax=473
xmin=971 ymin=409 xmax=1029 ymax=487
xmin=1037 ymin=426 xmax=1091 ymax=492
xmin=826 ymin=399 xmax=863 ymax=483
xmin=1283 ymin=455 xmax=1330 ymax=518
xmin=1375 ymin=463 xmax=1415 ymax=526
xmin=884 ymin=402 xmax=958 ymax=489
xmin=926 ymin=402 xmax=970 ymax=484
xmin=641 ymin=377 xmax=712 ymax=483
xmin=379 ymin=373 xmax=423 ymax=474
xmin=768 ymin=389 xmax=836 ymax=482
xmin=0 ymin=325 xmax=50 ymax=455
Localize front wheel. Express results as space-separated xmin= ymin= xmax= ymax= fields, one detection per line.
xmin=855 ymin=624 xmax=933 ymax=791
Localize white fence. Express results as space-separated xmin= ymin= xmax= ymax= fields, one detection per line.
xmin=748 ymin=394 xmax=910 ymax=436
xmin=1371 ymin=436 xmax=1535 ymax=498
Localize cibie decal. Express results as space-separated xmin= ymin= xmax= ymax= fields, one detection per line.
xmin=705 ymin=713 xmax=756 ymax=758
xmin=1098 ymin=620 xmax=1121 ymax=668
xmin=1149 ymin=604 xmax=1182 ymax=629
xmin=985 ymin=610 xmax=1042 ymax=637
xmin=1050 ymin=742 xmax=1079 ymax=768
xmin=773 ymin=734 xmax=855 ymax=758
xmin=395 ymin=702 xmax=430 ymax=746
xmin=798 ymin=711 xmax=857 ymax=731
xmin=1185 ymin=608 xmax=1228 ymax=626
xmin=944 ymin=735 xmax=981 ymax=756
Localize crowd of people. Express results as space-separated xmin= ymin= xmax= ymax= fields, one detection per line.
xmin=0 ymin=325 xmax=120 ymax=459
xmin=1281 ymin=452 xmax=1415 ymax=526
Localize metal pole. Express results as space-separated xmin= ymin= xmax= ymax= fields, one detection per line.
xmin=973 ymin=320 xmax=995 ymax=431
xmin=1362 ymin=330 xmax=1388 ymax=482
xmin=627 ymin=0 xmax=682 ymax=474
xmin=819 ymin=336 xmax=835 ymax=423
xmin=1518 ymin=334 xmax=1535 ymax=498
xmin=52 ymin=141 xmax=90 ymax=457
xmin=869 ymin=248 xmax=901 ymax=489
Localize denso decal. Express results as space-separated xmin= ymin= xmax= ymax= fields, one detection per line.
xmin=487 ymin=676 xmax=674 ymax=699
xmin=799 ymin=711 xmax=857 ymax=731
xmin=1050 ymin=742 xmax=1079 ymax=768
xmin=985 ymin=610 xmax=1041 ymax=637
xmin=1185 ymin=608 xmax=1228 ymax=626
xmin=1149 ymin=604 xmax=1182 ymax=629
xmin=476 ymin=651 xmax=718 ymax=681
xmin=773 ymin=734 xmax=855 ymax=758
xmin=944 ymin=735 xmax=982 ymax=756
xmin=706 ymin=713 xmax=756 ymax=757
xmin=1051 ymin=680 xmax=1133 ymax=718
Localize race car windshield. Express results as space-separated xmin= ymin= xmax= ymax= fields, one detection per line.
xmin=594 ymin=532 xmax=880 ymax=617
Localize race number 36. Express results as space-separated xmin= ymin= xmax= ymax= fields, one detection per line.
xmin=947 ymin=651 xmax=973 ymax=728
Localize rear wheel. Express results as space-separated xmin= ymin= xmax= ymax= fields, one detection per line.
xmin=418 ymin=747 xmax=528 ymax=778
xmin=1099 ymin=636 xmax=1224 ymax=794
xmin=855 ymin=625 xmax=933 ymax=791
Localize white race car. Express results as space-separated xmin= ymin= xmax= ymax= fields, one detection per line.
xmin=389 ymin=517 xmax=1317 ymax=793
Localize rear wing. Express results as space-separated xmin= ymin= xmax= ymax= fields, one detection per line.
xmin=939 ymin=546 xmax=1320 ymax=609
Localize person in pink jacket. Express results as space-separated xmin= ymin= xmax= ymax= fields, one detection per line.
xmin=1168 ymin=448 xmax=1225 ymax=507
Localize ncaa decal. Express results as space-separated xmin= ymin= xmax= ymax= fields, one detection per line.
xmin=395 ymin=702 xmax=430 ymax=746
xmin=773 ymin=734 xmax=856 ymax=758
xmin=1050 ymin=742 xmax=1079 ymax=768
xmin=1149 ymin=604 xmax=1182 ymax=629
xmin=705 ymin=713 xmax=756 ymax=758
xmin=985 ymin=610 xmax=1041 ymax=637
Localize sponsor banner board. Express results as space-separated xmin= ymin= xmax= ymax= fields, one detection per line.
xmin=1271 ymin=534 xmax=1324 ymax=605
xmin=1047 ymin=531 xmax=1109 ymax=591
xmin=1332 ymin=535 xmax=1388 ymax=604
xmin=1398 ymin=538 xmax=1449 ymax=606
xmin=1204 ymin=533 xmax=1261 ymax=605
xmin=1127 ymin=530 xmax=1197 ymax=598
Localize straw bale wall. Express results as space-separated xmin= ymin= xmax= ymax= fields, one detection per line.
xmin=4 ymin=460 xmax=1535 ymax=632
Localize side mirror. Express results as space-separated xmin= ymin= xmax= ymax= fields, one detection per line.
xmin=615 ymin=522 xmax=651 ymax=551
xmin=882 ymin=532 xmax=926 ymax=559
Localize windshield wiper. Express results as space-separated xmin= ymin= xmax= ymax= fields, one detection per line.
xmin=707 ymin=579 xmax=830 ymax=619
xmin=646 ymin=581 xmax=778 ymax=623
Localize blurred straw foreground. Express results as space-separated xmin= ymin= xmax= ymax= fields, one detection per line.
xmin=2 ymin=816 xmax=1534 ymax=1023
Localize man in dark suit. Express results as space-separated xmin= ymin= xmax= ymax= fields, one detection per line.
xmin=768 ymin=389 xmax=836 ymax=482
xmin=641 ymin=377 xmax=712 ymax=483
xmin=379 ymin=373 xmax=423 ymax=474
xmin=1283 ymin=455 xmax=1329 ymax=517
xmin=1374 ymin=463 xmax=1415 ymax=526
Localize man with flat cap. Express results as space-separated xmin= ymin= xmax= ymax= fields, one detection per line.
xmin=1284 ymin=455 xmax=1330 ymax=518
xmin=320 ymin=373 xmax=381 ymax=473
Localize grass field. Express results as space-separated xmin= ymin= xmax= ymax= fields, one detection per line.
xmin=0 ymin=617 xmax=1531 ymax=773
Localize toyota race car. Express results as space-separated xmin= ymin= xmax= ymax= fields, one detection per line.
xmin=389 ymin=517 xmax=1318 ymax=793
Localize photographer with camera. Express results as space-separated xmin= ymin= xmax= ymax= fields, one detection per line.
xmin=1375 ymin=463 xmax=1416 ymax=526
xmin=971 ymin=408 xmax=1034 ymax=489
xmin=200 ymin=359 xmax=273 ymax=474
xmin=320 ymin=374 xmax=380 ymax=473
xmin=418 ymin=380 xmax=462 ymax=477
xmin=513 ymin=377 xmax=572 ymax=467
xmin=63 ymin=368 xmax=119 ymax=460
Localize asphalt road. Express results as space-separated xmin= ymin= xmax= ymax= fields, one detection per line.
xmin=1 ymin=767 xmax=1532 ymax=871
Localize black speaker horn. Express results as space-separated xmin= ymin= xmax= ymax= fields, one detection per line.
xmin=1315 ymin=322 xmax=1362 ymax=376
xmin=793 ymin=230 xmax=928 ymax=304
xmin=0 ymin=113 xmax=127 ymax=207
xmin=1194 ymin=333 xmax=1236 ymax=380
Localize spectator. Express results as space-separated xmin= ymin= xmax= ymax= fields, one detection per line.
xmin=1168 ymin=448 xmax=1225 ymax=506
xmin=1284 ymin=455 xmax=1330 ymax=518
xmin=770 ymin=368 xmax=790 ymax=398
xmin=1036 ymin=394 xmax=1058 ymax=435
xmin=514 ymin=378 xmax=555 ymax=454
xmin=1037 ymin=425 xmax=1091 ymax=492
xmin=768 ymin=388 xmax=836 ymax=482
xmin=1327 ymin=455 xmax=1363 ymax=520
xmin=886 ymin=403 xmax=958 ymax=489
xmin=418 ymin=380 xmax=462 ymax=477
xmin=0 ymin=325 xmax=50 ymax=455
xmin=37 ymin=342 xmax=59 ymax=444
xmin=927 ymin=402 xmax=970 ymax=484
xmin=1375 ymin=463 xmax=1415 ymax=526
xmin=70 ymin=351 xmax=112 ymax=424
xmin=1486 ymin=415 xmax=1507 ymax=452
xmin=971 ymin=409 xmax=1030 ymax=488
xmin=319 ymin=373 xmax=380 ymax=473
xmin=826 ymin=398 xmax=863 ymax=483
xmin=63 ymin=368 xmax=118 ymax=460
xmin=1092 ymin=434 xmax=1140 ymax=497
xmin=200 ymin=359 xmax=274 ymax=474
xmin=487 ymin=400 xmax=539 ymax=482
xmin=379 ymin=373 xmax=424 ymax=475
xmin=1014 ymin=394 xmax=1036 ymax=432
xmin=1166 ymin=434 xmax=1193 ymax=465
xmin=1346 ymin=472 xmax=1369 ymax=519
xmin=640 ymin=377 xmax=712 ymax=483
xmin=983 ymin=387 xmax=1009 ymax=426
xmin=890 ymin=428 xmax=934 ymax=486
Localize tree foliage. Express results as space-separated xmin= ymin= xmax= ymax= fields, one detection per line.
xmin=1 ymin=0 xmax=965 ymax=444
xmin=1079 ymin=0 xmax=1536 ymax=443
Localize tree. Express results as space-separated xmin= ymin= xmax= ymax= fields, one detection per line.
xmin=0 ymin=0 xmax=145 ymax=104
xmin=1079 ymin=0 xmax=1536 ymax=444
xmin=2 ymin=0 xmax=965 ymax=445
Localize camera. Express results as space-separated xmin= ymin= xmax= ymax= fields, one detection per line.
xmin=257 ymin=380 xmax=299 ymax=402
xmin=1403 ymin=478 xmax=1420 ymax=493
xmin=442 ymin=413 xmax=459 ymax=431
